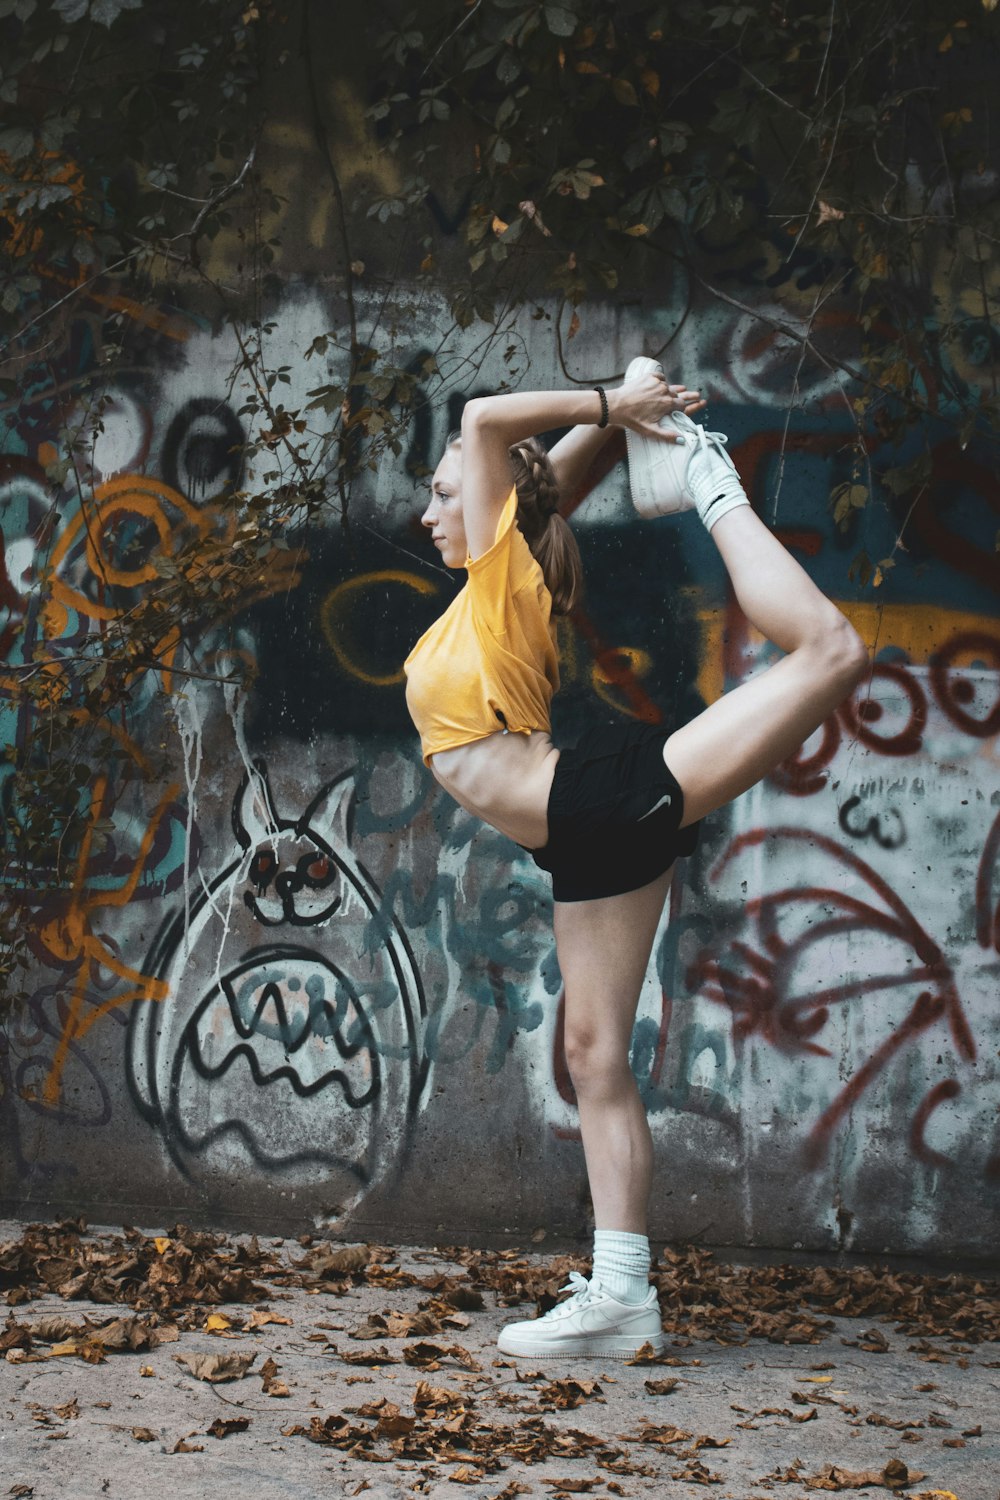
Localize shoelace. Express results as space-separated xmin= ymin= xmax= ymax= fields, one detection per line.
xmin=541 ymin=1270 xmax=597 ymax=1320
xmin=685 ymin=423 xmax=732 ymax=456
xmin=682 ymin=423 xmax=742 ymax=506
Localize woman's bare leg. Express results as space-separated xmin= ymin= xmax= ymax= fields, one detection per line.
xmin=666 ymin=505 xmax=868 ymax=825
xmin=552 ymin=869 xmax=673 ymax=1233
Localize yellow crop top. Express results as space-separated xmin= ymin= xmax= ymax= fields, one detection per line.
xmin=403 ymin=488 xmax=560 ymax=764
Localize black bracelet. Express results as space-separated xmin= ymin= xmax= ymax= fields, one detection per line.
xmin=593 ymin=385 xmax=609 ymax=428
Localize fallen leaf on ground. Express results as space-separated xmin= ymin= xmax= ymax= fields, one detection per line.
xmin=175 ymin=1349 xmax=256 ymax=1382
xmin=402 ymin=1340 xmax=479 ymax=1370
xmin=131 ymin=1427 xmax=157 ymax=1442
xmin=206 ymin=1416 xmax=251 ymax=1438
xmin=260 ymin=1353 xmax=290 ymax=1396
xmin=786 ymin=1459 xmax=926 ymax=1491
xmin=302 ymin=1245 xmax=370 ymax=1277
xmin=412 ymin=1381 xmax=469 ymax=1416
xmin=625 ymin=1341 xmax=669 ymax=1364
xmin=205 ymin=1312 xmax=238 ymax=1334
xmin=535 ymin=1378 xmax=604 ymax=1409
xmin=349 ymin=1315 xmax=389 ymax=1340
xmin=246 ymin=1307 xmax=292 ymax=1329
xmin=670 ymin=1458 xmax=723 ymax=1484
xmin=333 ymin=1342 xmax=398 ymax=1365
xmin=627 ymin=1419 xmax=692 ymax=1448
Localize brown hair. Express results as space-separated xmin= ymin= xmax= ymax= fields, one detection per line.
xmin=446 ymin=431 xmax=584 ymax=614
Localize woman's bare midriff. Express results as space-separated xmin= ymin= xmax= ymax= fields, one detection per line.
xmin=429 ymin=731 xmax=560 ymax=850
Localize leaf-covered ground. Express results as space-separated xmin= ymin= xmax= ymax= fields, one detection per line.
xmin=2 ymin=1218 xmax=997 ymax=1499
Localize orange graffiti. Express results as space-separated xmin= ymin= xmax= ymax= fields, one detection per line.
xmin=41 ymin=471 xmax=302 ymax=691
xmin=320 ymin=570 xmax=440 ymax=686
xmin=37 ymin=771 xmax=178 ymax=1108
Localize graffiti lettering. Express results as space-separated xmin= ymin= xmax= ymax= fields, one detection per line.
xmin=838 ymin=794 xmax=906 ymax=850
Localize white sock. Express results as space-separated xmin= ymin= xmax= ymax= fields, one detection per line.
xmin=701 ymin=488 xmax=750 ymax=532
xmin=591 ymin=1229 xmax=651 ymax=1304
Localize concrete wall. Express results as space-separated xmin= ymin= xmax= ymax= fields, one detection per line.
xmin=3 ymin=222 xmax=1000 ymax=1259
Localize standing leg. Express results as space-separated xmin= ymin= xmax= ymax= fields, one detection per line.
xmin=496 ymin=869 xmax=673 ymax=1359
xmin=666 ymin=505 xmax=868 ymax=824
xmin=552 ymin=870 xmax=672 ymax=1233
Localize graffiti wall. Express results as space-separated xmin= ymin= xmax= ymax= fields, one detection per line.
xmin=2 ymin=271 xmax=999 ymax=1262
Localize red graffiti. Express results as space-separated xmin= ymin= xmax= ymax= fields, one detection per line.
xmin=909 ymin=1078 xmax=962 ymax=1167
xmin=910 ymin=440 xmax=1000 ymax=596
xmin=975 ymin=809 xmax=1000 ymax=954
xmin=690 ymin=827 xmax=975 ymax=1169
xmin=929 ymin=629 xmax=1000 ymax=738
xmin=769 ymin=715 xmax=842 ymax=797
xmin=839 ymin=662 xmax=928 ymax=757
xmin=764 ymin=628 xmax=1000 ymax=797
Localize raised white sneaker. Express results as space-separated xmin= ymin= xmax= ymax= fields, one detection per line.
xmin=623 ymin=355 xmax=699 ymax=519
xmin=496 ymin=1272 xmax=665 ymax=1360
xmin=624 ymin=355 xmax=751 ymax=531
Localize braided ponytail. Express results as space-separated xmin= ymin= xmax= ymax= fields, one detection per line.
xmin=507 ymin=437 xmax=584 ymax=615
xmin=444 ymin=431 xmax=584 ymax=614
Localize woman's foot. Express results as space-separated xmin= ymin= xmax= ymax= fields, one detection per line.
xmin=624 ymin=356 xmax=701 ymax=519
xmin=625 ymin=357 xmax=751 ymax=531
xmin=496 ymin=1271 xmax=666 ymax=1360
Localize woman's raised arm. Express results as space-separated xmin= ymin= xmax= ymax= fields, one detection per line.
xmin=459 ymin=374 xmax=704 ymax=556
xmin=547 ymin=382 xmax=706 ymax=504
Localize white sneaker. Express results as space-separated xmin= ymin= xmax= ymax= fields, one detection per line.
xmin=496 ymin=1272 xmax=666 ymax=1360
xmin=624 ymin=355 xmax=750 ymax=531
xmin=623 ymin=356 xmax=699 ymax=519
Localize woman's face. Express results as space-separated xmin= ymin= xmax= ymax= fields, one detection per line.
xmin=421 ymin=446 xmax=467 ymax=568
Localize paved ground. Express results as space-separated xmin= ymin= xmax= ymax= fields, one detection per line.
xmin=1 ymin=1218 xmax=998 ymax=1500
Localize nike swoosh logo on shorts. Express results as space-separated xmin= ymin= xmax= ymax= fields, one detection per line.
xmin=637 ymin=792 xmax=672 ymax=821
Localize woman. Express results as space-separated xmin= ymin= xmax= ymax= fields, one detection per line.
xmin=403 ymin=362 xmax=868 ymax=1359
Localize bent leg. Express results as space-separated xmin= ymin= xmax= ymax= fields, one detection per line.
xmin=553 ymin=867 xmax=673 ymax=1234
xmin=667 ymin=505 xmax=868 ymax=825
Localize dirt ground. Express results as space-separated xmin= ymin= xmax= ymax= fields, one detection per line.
xmin=1 ymin=1217 xmax=998 ymax=1500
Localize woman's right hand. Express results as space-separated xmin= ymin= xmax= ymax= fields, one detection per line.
xmin=606 ymin=368 xmax=706 ymax=440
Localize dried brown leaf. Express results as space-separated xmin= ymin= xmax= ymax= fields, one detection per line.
xmin=175 ymin=1350 xmax=256 ymax=1383
xmin=797 ymin=1458 xmax=926 ymax=1491
xmin=206 ymin=1416 xmax=251 ymax=1438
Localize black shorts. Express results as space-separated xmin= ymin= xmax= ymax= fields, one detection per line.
xmin=526 ymin=721 xmax=699 ymax=903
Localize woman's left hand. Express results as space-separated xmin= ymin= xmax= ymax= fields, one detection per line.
xmin=606 ymin=368 xmax=706 ymax=440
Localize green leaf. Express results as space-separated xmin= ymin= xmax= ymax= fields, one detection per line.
xmin=544 ymin=5 xmax=577 ymax=37
xmin=880 ymin=454 xmax=931 ymax=496
xmin=465 ymin=44 xmax=499 ymax=68
xmin=496 ymin=47 xmax=521 ymax=85
xmin=90 ymin=0 xmax=144 ymax=22
xmin=0 ymin=126 xmax=34 ymax=161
